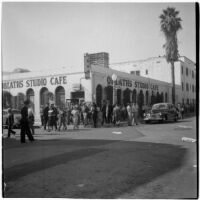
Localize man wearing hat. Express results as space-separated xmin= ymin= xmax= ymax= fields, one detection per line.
xmin=20 ymin=100 xmax=35 ymax=143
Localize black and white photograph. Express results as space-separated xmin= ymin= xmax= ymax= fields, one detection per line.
xmin=2 ymin=1 xmax=198 ymax=198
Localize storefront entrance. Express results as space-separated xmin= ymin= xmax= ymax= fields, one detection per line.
xmin=71 ymin=91 xmax=85 ymax=104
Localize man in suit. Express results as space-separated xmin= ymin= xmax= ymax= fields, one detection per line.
xmin=43 ymin=103 xmax=49 ymax=130
xmin=20 ymin=100 xmax=35 ymax=143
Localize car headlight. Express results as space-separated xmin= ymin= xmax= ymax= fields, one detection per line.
xmin=158 ymin=112 xmax=162 ymax=116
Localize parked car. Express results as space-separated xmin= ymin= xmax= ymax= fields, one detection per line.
xmin=3 ymin=109 xmax=21 ymax=128
xmin=144 ymin=103 xmax=179 ymax=123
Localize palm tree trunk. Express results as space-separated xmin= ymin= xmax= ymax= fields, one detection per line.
xmin=171 ymin=61 xmax=175 ymax=104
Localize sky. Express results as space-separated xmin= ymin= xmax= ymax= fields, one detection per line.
xmin=2 ymin=2 xmax=196 ymax=72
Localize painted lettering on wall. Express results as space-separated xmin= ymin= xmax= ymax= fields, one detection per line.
xmin=134 ymin=81 xmax=159 ymax=91
xmin=50 ymin=76 xmax=67 ymax=85
xmin=26 ymin=78 xmax=47 ymax=87
xmin=107 ymin=76 xmax=132 ymax=87
xmin=2 ymin=76 xmax=67 ymax=89
xmin=2 ymin=80 xmax=24 ymax=89
xmin=107 ymin=76 xmax=159 ymax=91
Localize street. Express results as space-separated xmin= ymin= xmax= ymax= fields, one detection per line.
xmin=3 ymin=116 xmax=197 ymax=198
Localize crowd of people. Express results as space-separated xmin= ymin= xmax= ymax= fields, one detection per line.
xmin=5 ymin=99 xmax=193 ymax=143
xmin=40 ymin=100 xmax=141 ymax=132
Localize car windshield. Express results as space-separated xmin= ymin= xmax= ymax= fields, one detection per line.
xmin=152 ymin=104 xmax=168 ymax=110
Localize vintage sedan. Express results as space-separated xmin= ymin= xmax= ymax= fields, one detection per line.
xmin=3 ymin=109 xmax=21 ymax=128
xmin=144 ymin=103 xmax=178 ymax=123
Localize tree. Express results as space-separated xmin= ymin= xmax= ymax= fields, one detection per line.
xmin=160 ymin=7 xmax=182 ymax=104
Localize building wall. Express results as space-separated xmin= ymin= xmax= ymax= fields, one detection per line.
xmin=90 ymin=65 xmax=178 ymax=106
xmin=179 ymin=57 xmax=196 ymax=104
xmin=2 ymin=71 xmax=92 ymax=124
xmin=2 ymin=55 xmax=192 ymax=124
xmin=110 ymin=56 xmax=196 ymax=105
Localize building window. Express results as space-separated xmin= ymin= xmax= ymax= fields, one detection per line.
xmin=186 ymin=68 xmax=188 ymax=76
xmin=192 ymin=85 xmax=194 ymax=92
xmin=146 ymin=69 xmax=148 ymax=75
xmin=181 ymin=66 xmax=183 ymax=74
xmin=182 ymin=82 xmax=184 ymax=91
xmin=130 ymin=71 xmax=135 ymax=75
xmin=186 ymin=83 xmax=189 ymax=91
xmin=136 ymin=71 xmax=140 ymax=76
xmin=55 ymin=86 xmax=65 ymax=108
xmin=192 ymin=71 xmax=194 ymax=78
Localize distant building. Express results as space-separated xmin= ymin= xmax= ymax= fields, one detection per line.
xmin=110 ymin=56 xmax=196 ymax=105
xmin=84 ymin=52 xmax=109 ymax=69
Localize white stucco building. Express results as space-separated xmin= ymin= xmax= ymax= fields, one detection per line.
xmin=110 ymin=56 xmax=196 ymax=105
xmin=2 ymin=53 xmax=194 ymax=124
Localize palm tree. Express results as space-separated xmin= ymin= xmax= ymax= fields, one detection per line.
xmin=160 ymin=7 xmax=182 ymax=104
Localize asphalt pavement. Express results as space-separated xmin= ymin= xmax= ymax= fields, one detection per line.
xmin=2 ymin=116 xmax=197 ymax=198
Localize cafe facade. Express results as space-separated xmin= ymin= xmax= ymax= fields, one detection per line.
xmin=2 ymin=64 xmax=181 ymax=124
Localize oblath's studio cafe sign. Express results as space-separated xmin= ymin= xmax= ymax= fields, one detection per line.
xmin=2 ymin=76 xmax=67 ymax=90
xmin=107 ymin=76 xmax=159 ymax=91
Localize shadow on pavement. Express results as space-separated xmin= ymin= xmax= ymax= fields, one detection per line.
xmin=3 ymin=138 xmax=117 ymax=149
xmin=3 ymin=147 xmax=106 ymax=183
xmin=3 ymin=139 xmax=187 ymax=198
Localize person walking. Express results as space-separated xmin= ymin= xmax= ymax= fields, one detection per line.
xmin=97 ymin=106 xmax=102 ymax=127
xmin=43 ymin=103 xmax=49 ymax=130
xmin=106 ymin=101 xmax=113 ymax=124
xmin=40 ymin=105 xmax=44 ymax=126
xmin=121 ymin=104 xmax=127 ymax=121
xmin=20 ymin=100 xmax=35 ymax=143
xmin=101 ymin=100 xmax=107 ymax=126
xmin=132 ymin=102 xmax=139 ymax=125
xmin=48 ymin=105 xmax=54 ymax=132
xmin=7 ymin=108 xmax=16 ymax=138
xmin=28 ymin=105 xmax=35 ymax=135
xmin=126 ymin=103 xmax=132 ymax=126
xmin=82 ymin=103 xmax=89 ymax=127
xmin=51 ymin=104 xmax=58 ymax=131
xmin=58 ymin=107 xmax=67 ymax=131
xmin=180 ymin=104 xmax=184 ymax=119
xmin=91 ymin=103 xmax=98 ymax=128
xmin=71 ymin=105 xmax=79 ymax=129
xmin=113 ymin=104 xmax=121 ymax=126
